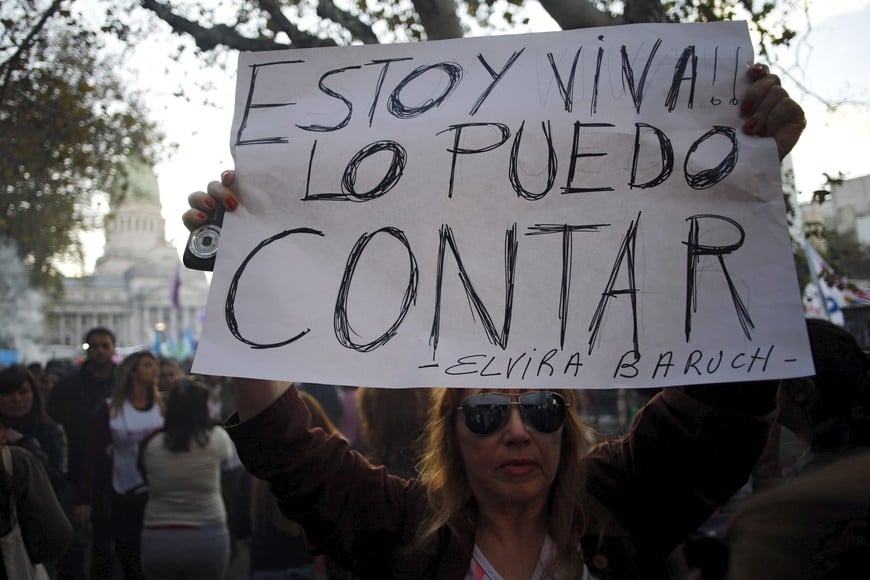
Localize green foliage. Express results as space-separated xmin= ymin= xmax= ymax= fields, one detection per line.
xmin=661 ymin=0 xmax=797 ymax=58
xmin=126 ymin=0 xmax=799 ymax=54
xmin=819 ymin=231 xmax=870 ymax=283
xmin=0 ymin=5 xmax=160 ymax=292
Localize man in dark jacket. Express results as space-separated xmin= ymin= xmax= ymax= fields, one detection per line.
xmin=47 ymin=326 xmax=117 ymax=580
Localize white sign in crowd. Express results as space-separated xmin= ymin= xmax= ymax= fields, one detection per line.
xmin=192 ymin=21 xmax=814 ymax=389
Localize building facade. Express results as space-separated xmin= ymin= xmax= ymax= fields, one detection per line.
xmin=44 ymin=159 xmax=210 ymax=359
xmin=800 ymin=174 xmax=870 ymax=245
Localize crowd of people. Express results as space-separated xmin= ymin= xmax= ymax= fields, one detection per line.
xmin=3 ymin=315 xmax=870 ymax=579
xmin=1 ymin=62 xmax=867 ymax=580
xmin=0 ymin=324 xmax=445 ymax=580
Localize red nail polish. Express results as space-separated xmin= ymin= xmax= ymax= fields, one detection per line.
xmin=740 ymin=99 xmax=754 ymax=115
xmin=743 ymin=118 xmax=759 ymax=134
xmin=204 ymin=197 xmax=216 ymax=209
xmin=752 ymin=64 xmax=766 ymax=76
xmin=197 ymin=212 xmax=208 ymax=220
xmin=225 ymin=197 xmax=238 ymax=211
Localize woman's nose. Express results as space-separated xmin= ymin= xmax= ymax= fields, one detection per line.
xmin=502 ymin=406 xmax=531 ymax=442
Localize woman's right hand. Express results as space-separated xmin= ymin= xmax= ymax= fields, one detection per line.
xmin=182 ymin=169 xmax=241 ymax=233
xmin=181 ymin=169 xmax=293 ymax=421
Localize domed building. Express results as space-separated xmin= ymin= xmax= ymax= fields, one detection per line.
xmin=44 ymin=157 xmax=210 ymax=358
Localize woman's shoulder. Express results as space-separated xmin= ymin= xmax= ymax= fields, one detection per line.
xmin=4 ymin=445 xmax=49 ymax=489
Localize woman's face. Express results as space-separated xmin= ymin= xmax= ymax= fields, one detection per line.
xmin=0 ymin=381 xmax=34 ymax=419
xmin=455 ymin=389 xmax=563 ymax=513
xmin=132 ymin=356 xmax=159 ymax=388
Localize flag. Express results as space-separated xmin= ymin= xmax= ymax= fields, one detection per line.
xmin=803 ymin=242 xmax=844 ymax=325
xmin=153 ymin=328 xmax=165 ymax=356
xmin=176 ymin=328 xmax=196 ymax=360
xmin=844 ymin=286 xmax=870 ymax=306
xmin=170 ymin=262 xmax=182 ymax=310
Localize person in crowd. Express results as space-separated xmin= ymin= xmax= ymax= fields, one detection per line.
xmin=182 ymin=64 xmax=806 ymax=578
xmin=47 ymin=327 xmax=119 ymax=580
xmin=0 ymin=365 xmax=67 ymax=492
xmin=235 ymin=391 xmax=347 ymax=580
xmin=296 ymin=383 xmax=343 ymax=427
xmin=157 ymin=357 xmax=184 ymax=398
xmin=681 ymin=319 xmax=870 ymax=579
xmin=355 ymin=387 xmax=431 ymax=478
xmin=0 ymin=367 xmax=67 ymax=580
xmin=775 ymin=317 xmax=870 ymax=474
xmin=0 ymin=444 xmax=73 ymax=580
xmin=25 ymin=362 xmax=45 ymax=398
xmin=139 ymin=378 xmax=236 ymax=580
xmin=203 ymin=374 xmax=238 ymax=424
xmin=721 ymin=449 xmax=870 ymax=580
xmin=40 ymin=371 xmax=61 ymax=400
xmin=77 ymin=350 xmax=165 ymax=580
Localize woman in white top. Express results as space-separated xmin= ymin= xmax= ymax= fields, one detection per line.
xmin=140 ymin=378 xmax=236 ymax=580
xmin=77 ymin=349 xmax=165 ymax=580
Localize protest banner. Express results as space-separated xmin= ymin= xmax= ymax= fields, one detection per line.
xmin=191 ymin=21 xmax=814 ymax=388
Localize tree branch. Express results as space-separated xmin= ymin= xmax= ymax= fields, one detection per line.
xmin=257 ymin=0 xmax=338 ymax=47
xmin=139 ymin=0 xmax=335 ymax=51
xmin=410 ymin=0 xmax=463 ymax=40
xmin=537 ymin=0 xmax=620 ymax=30
xmin=624 ymin=0 xmax=667 ymax=24
xmin=0 ymin=0 xmax=65 ymax=108
xmin=316 ymin=0 xmax=379 ymax=45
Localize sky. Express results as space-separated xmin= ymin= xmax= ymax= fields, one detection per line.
xmin=70 ymin=0 xmax=870 ymax=275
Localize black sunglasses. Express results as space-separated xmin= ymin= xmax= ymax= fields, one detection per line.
xmin=457 ymin=391 xmax=569 ymax=436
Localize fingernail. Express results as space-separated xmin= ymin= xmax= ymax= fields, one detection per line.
xmin=204 ymin=196 xmax=216 ymax=209
xmin=743 ymin=118 xmax=759 ymax=134
xmin=221 ymin=170 xmax=234 ymax=183
xmin=197 ymin=212 xmax=208 ymax=220
xmin=740 ymin=99 xmax=754 ymax=116
xmin=752 ymin=64 xmax=766 ymax=76
xmin=225 ymin=197 xmax=238 ymax=211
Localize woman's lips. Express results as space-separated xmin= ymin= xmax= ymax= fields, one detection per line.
xmin=500 ymin=460 xmax=537 ymax=476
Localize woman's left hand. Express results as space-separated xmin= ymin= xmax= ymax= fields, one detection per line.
xmin=741 ymin=63 xmax=806 ymax=161
xmin=0 ymin=427 xmax=22 ymax=444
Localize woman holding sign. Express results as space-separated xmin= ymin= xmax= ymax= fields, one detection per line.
xmin=182 ymin=64 xmax=805 ymax=578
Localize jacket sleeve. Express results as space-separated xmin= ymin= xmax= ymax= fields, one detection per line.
xmin=226 ymin=385 xmax=424 ymax=577
xmin=583 ymin=380 xmax=778 ymax=554
xmin=11 ymin=446 xmax=73 ymax=563
xmin=77 ymin=403 xmax=111 ymax=506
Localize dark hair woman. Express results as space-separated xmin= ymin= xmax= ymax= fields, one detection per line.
xmin=140 ymin=378 xmax=236 ymax=580
xmin=0 ymin=365 xmax=67 ymax=492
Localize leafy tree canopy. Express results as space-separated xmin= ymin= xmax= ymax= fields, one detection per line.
xmin=1 ymin=0 xmax=162 ymax=292
xmin=118 ymin=0 xmax=801 ymax=61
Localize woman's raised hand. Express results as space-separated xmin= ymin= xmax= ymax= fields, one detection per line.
xmin=740 ymin=63 xmax=806 ymax=161
xmin=182 ymin=169 xmax=240 ymax=233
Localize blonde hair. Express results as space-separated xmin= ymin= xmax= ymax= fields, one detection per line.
xmin=111 ymin=351 xmax=164 ymax=417
xmin=414 ymin=388 xmax=592 ymax=574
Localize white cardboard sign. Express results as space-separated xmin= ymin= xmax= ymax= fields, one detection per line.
xmin=192 ymin=21 xmax=814 ymax=388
